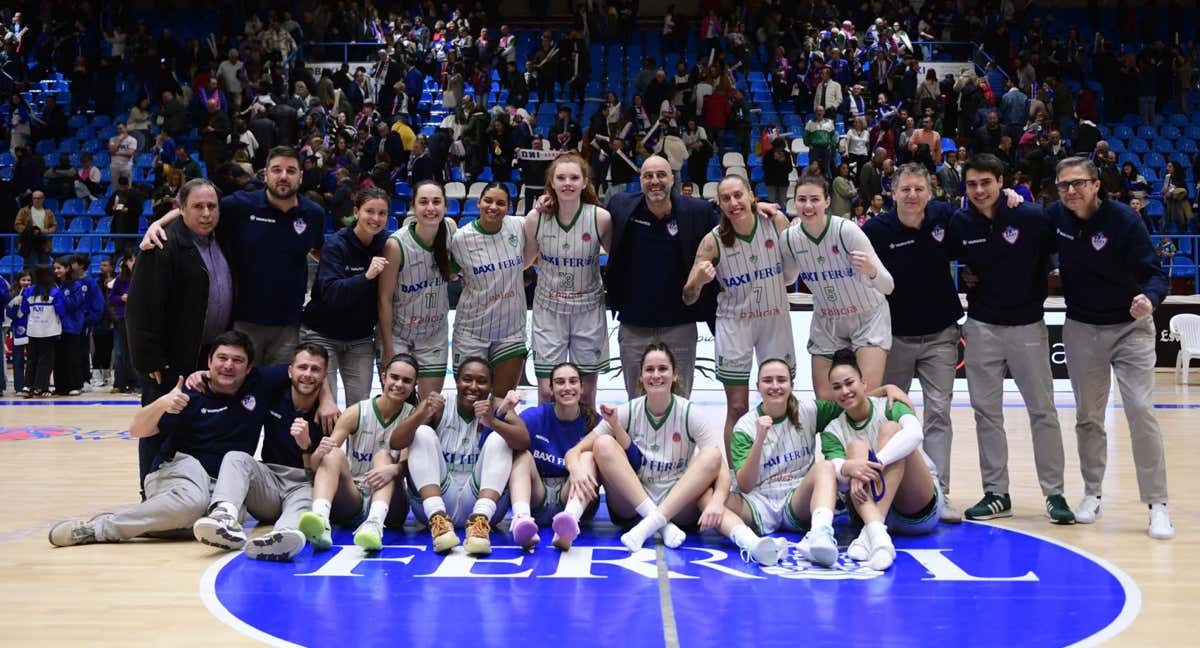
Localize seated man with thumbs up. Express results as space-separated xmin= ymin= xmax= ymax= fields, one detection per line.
xmin=48 ymin=331 xmax=295 ymax=547
xmin=190 ymin=343 xmax=332 ymax=561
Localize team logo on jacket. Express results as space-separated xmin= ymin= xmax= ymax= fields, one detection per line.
xmin=241 ymin=395 xmax=257 ymax=411
xmin=1002 ymin=226 xmax=1020 ymax=244
xmin=1091 ymin=232 xmax=1108 ymax=251
xmin=667 ymin=221 xmax=679 ymax=237
xmin=293 ymin=219 xmax=307 ymax=235
xmin=931 ymin=225 xmax=945 ymax=242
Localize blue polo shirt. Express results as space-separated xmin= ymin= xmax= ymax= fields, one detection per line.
xmin=618 ymin=202 xmax=690 ymax=327
xmin=302 ymin=225 xmax=388 ymax=341
xmin=218 ymin=190 xmax=326 ymax=327
xmin=154 ymin=364 xmax=292 ymax=478
xmin=1047 ymin=199 xmax=1169 ymax=326
xmin=863 ymin=202 xmax=964 ymax=336
xmin=948 ymin=201 xmax=1054 ymax=326
xmin=519 ymin=403 xmax=591 ymax=479
xmin=260 ymin=388 xmax=322 ymax=469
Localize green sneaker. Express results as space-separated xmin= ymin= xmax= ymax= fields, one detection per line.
xmin=964 ymin=492 xmax=1013 ymax=520
xmin=354 ymin=519 xmax=384 ymax=551
xmin=1045 ymin=495 xmax=1076 ymax=525
xmin=298 ymin=512 xmax=333 ymax=551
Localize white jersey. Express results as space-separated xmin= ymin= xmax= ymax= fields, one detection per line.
xmin=711 ymin=216 xmax=788 ymax=321
xmin=25 ymin=293 xmax=63 ymax=338
xmin=450 ymin=216 xmax=527 ymax=339
xmin=533 ymin=204 xmax=604 ymax=314
xmin=391 ymin=222 xmax=450 ymax=339
xmin=434 ymin=397 xmax=483 ymax=476
xmin=347 ymin=398 xmax=415 ymax=484
xmin=730 ymin=400 xmax=842 ymax=495
xmin=595 ymin=395 xmax=720 ymax=486
xmin=782 ymin=216 xmax=891 ymax=318
xmin=820 ymin=396 xmax=937 ymax=477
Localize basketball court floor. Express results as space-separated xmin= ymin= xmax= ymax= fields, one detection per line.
xmin=1 ymin=375 xmax=1196 ymax=647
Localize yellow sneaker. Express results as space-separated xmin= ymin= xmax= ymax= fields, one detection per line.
xmin=464 ymin=513 xmax=492 ymax=556
xmin=429 ymin=511 xmax=460 ymax=553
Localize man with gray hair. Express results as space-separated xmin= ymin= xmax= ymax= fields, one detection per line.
xmin=1048 ymin=156 xmax=1174 ymax=539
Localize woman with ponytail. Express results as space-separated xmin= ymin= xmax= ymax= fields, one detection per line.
xmin=523 ymin=151 xmax=613 ymax=408
xmin=682 ymin=174 xmax=793 ymax=458
xmin=378 ymin=181 xmax=458 ymax=399
xmin=301 ymin=185 xmax=392 ymax=405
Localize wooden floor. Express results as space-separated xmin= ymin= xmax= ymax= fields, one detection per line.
xmin=1 ymin=374 xmax=1197 ymax=646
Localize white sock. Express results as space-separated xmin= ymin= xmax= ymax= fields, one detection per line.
xmin=730 ymin=524 xmax=759 ymax=549
xmin=661 ymin=522 xmax=687 ymax=548
xmin=472 ymin=498 xmax=497 ymax=520
xmin=477 ymin=433 xmax=514 ymax=493
xmin=512 ymin=501 xmax=532 ymax=518
xmin=811 ymin=507 xmax=834 ymax=530
xmin=312 ymin=499 xmax=332 ymax=520
xmin=213 ymin=501 xmax=238 ymax=519
xmin=865 ymin=520 xmax=890 ymax=546
xmin=564 ymin=498 xmax=585 ymax=520
xmin=621 ymin=510 xmax=667 ymax=551
xmin=367 ymin=501 xmax=389 ymax=525
xmin=634 ymin=498 xmax=657 ymax=518
xmin=422 ymin=496 xmax=447 ymax=519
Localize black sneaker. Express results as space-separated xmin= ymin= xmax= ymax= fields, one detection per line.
xmin=964 ymin=492 xmax=1013 ymax=520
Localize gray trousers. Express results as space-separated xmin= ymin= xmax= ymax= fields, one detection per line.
xmin=234 ymin=321 xmax=301 ymax=367
xmin=211 ymin=451 xmax=313 ymax=531
xmin=617 ymin=323 xmax=699 ymax=399
xmin=94 ymin=453 xmax=213 ymax=542
xmin=883 ymin=324 xmax=959 ymax=494
xmin=963 ymin=319 xmax=1065 ymax=496
xmin=1064 ymin=317 xmax=1169 ymax=504
xmin=300 ymin=326 xmax=376 ymax=405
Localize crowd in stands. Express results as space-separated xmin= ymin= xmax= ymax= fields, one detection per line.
xmin=2 ymin=1 xmax=1200 ymax=397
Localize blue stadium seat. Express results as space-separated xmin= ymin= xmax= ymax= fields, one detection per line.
xmin=1113 ymin=125 xmax=1135 ymax=140
xmin=42 ymin=198 xmax=60 ymax=213
xmin=1179 ymin=140 xmax=1199 ymax=156
xmin=94 ymin=217 xmax=112 ymax=233
xmin=942 ymin=138 xmax=958 ymax=152
xmin=461 ymin=198 xmax=480 ymax=218
xmin=0 ymin=254 xmax=23 ymax=275
xmin=444 ymin=199 xmax=461 ymax=217
xmin=1136 ymin=125 xmax=1156 ymax=140
xmin=1144 ymin=152 xmax=1167 ymax=169
xmin=51 ymin=235 xmax=76 ymax=255
xmin=0 ymin=151 xmax=13 ymax=165
xmin=60 ymin=199 xmax=86 ymax=218
xmin=91 ymin=115 xmax=110 ymax=128
xmin=1129 ymin=138 xmax=1150 ymax=154
xmin=386 ymin=216 xmax=400 ymax=231
xmin=1170 ymin=114 xmax=1190 ymax=127
xmin=1162 ymin=125 xmax=1182 ymax=141
xmin=86 ymin=200 xmax=106 ymax=217
xmin=1108 ymin=139 xmax=1126 ymax=154
xmin=67 ymin=217 xmax=92 ymax=233
xmin=35 ymin=140 xmax=56 ymax=155
xmin=457 ymin=215 xmax=477 ymax=228
xmin=390 ymin=197 xmax=408 ymax=215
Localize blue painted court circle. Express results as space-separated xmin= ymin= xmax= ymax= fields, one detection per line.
xmin=203 ymin=521 xmax=1138 ymax=647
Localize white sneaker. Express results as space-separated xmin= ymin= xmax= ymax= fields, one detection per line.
xmin=245 ymin=529 xmax=307 ymax=561
xmin=741 ymin=536 xmax=780 ymax=566
xmin=802 ymin=526 xmax=838 ymax=567
xmin=1149 ymin=504 xmax=1175 ymax=540
xmin=1075 ymin=496 xmax=1102 ymax=525
xmin=193 ymin=512 xmax=247 ymax=550
xmin=846 ymin=529 xmax=871 ymax=562
xmin=939 ymin=496 xmax=963 ymax=524
xmin=866 ymin=533 xmax=896 ymax=571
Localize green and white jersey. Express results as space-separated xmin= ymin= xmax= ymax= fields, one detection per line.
xmin=391 ymin=222 xmax=450 ymax=338
xmin=533 ymin=204 xmax=604 ymax=314
xmin=820 ymin=396 xmax=936 ymax=474
xmin=730 ymin=400 xmax=842 ymax=494
xmin=711 ymin=215 xmax=789 ymax=321
xmin=782 ymin=216 xmax=889 ymax=318
xmin=348 ymin=397 xmax=415 ymax=484
xmin=450 ymin=216 xmax=527 ymax=339
xmin=595 ymin=395 xmax=720 ymax=486
xmin=435 ymin=397 xmax=484 ymax=476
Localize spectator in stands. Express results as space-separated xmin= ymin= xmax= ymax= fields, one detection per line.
xmin=1099 ymin=151 xmax=1124 ymax=196
xmin=158 ymin=90 xmax=188 ymax=137
xmin=998 ymin=79 xmax=1028 ymax=131
xmin=858 ymin=147 xmax=886 ymax=205
xmin=14 ymin=191 xmax=57 ymax=267
xmin=845 ymin=116 xmax=871 ymax=180
xmin=170 ymin=145 xmax=201 ymax=182
xmin=866 ymin=194 xmax=887 ymax=219
xmin=1120 ymin=162 xmax=1150 ymax=203
xmin=5 ymin=95 xmax=36 ymax=150
xmin=106 ymin=176 xmax=146 ymax=244
xmin=12 ymin=146 xmax=43 ymax=199
xmin=108 ymin=123 xmax=139 ymax=187
xmin=804 ymin=105 xmax=837 ymax=181
xmin=955 ymin=70 xmax=983 ymax=146
xmin=1163 ymin=160 xmax=1193 ymax=230
xmin=938 ymin=149 xmax=963 ymax=200
xmin=1130 ymin=196 xmax=1157 ymax=233
xmin=974 ymin=111 xmax=1006 ymax=158
xmin=916 ymin=69 xmax=941 ymax=116
xmin=830 ymin=163 xmax=858 ymax=218
xmin=216 ymin=48 xmax=246 ymax=112
xmin=201 ymin=97 xmax=232 ymax=172
xmin=44 ymin=155 xmax=76 ymax=200
xmin=909 ymin=115 xmax=943 ymax=170
xmin=152 ymin=170 xmax=183 ymax=221
xmin=814 ymin=66 xmax=844 ymax=114
xmin=127 ymin=97 xmax=154 ymax=152
xmin=702 ymin=84 xmax=731 ymax=146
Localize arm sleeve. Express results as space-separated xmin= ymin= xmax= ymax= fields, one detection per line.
xmin=875 ymin=410 xmax=924 ymax=467
xmin=730 ymin=428 xmax=754 ymax=471
xmin=842 ymin=219 xmax=894 ymax=294
xmin=813 ymin=400 xmax=843 ymax=432
xmin=686 ymin=402 xmax=723 ymax=454
xmin=1123 ymin=218 xmax=1170 ymax=307
xmin=820 ymin=430 xmax=847 ymax=479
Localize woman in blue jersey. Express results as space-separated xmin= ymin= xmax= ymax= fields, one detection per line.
xmin=449 ymin=183 xmax=533 ymax=398
xmin=378 ymin=181 xmax=458 ymax=400
xmin=301 ymin=186 xmax=391 ymax=405
xmin=297 ymin=353 xmax=419 ymax=552
xmin=821 ymin=349 xmax=941 ymax=571
xmin=509 ymin=362 xmax=601 ymax=551
xmin=522 ymin=152 xmax=613 ymax=408
xmin=683 ymin=174 xmax=794 ymax=458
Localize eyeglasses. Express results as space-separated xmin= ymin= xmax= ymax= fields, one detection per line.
xmin=1055 ymin=178 xmax=1097 ymax=194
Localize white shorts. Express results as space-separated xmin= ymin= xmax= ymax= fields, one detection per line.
xmin=407 ymin=469 xmax=510 ymax=527
xmin=391 ymin=325 xmax=449 ymax=379
xmin=738 ymin=485 xmax=807 ymax=535
xmin=452 ymin=328 xmax=527 ymax=370
xmin=531 ymin=306 xmax=609 ymax=378
xmin=715 ymin=314 xmax=796 ymax=385
xmin=807 ymin=304 xmax=892 ymax=357
xmin=531 ymin=476 xmax=567 ymax=526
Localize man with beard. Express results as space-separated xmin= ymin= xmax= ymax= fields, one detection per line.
xmin=141 ymin=147 xmax=328 ymax=371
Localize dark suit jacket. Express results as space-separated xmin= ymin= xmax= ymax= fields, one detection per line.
xmin=604 ymin=191 xmax=720 ymax=329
